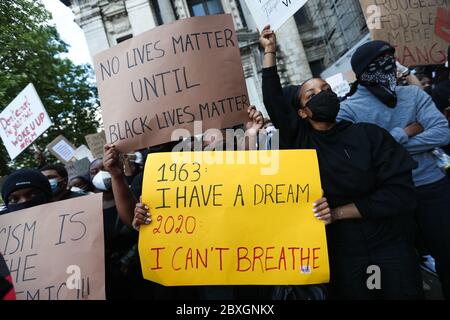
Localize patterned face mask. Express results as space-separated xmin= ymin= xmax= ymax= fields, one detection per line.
xmin=359 ymin=54 xmax=398 ymax=108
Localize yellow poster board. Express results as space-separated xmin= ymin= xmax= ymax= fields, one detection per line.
xmin=139 ymin=150 xmax=329 ymax=286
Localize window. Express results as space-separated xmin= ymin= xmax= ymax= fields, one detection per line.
xmin=235 ymin=0 xmax=247 ymax=28
xmin=116 ymin=34 xmax=133 ymax=44
xmin=188 ymin=0 xmax=224 ymax=16
xmin=150 ymin=0 xmax=164 ymax=25
xmin=294 ymin=7 xmax=310 ymax=27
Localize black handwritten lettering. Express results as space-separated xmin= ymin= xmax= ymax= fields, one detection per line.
xmin=99 ymin=56 xmax=120 ymax=81
xmin=130 ymin=67 xmax=200 ymax=102
xmin=224 ymin=28 xmax=235 ymax=47
xmin=69 ymin=211 xmax=87 ymax=241
xmin=253 ymin=184 xmax=310 ymax=205
xmin=156 ymin=188 xmax=171 ymax=209
xmin=233 ymin=184 xmax=245 ymax=206
xmin=55 ymin=213 xmax=69 ymax=246
xmin=108 ymin=117 xmax=153 ymax=143
xmin=198 ymin=94 xmax=248 ymax=120
xmin=22 ymin=253 xmax=37 ymax=282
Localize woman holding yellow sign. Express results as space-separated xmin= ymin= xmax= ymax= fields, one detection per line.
xmin=111 ymin=107 xmax=333 ymax=300
xmin=260 ymin=25 xmax=423 ymax=300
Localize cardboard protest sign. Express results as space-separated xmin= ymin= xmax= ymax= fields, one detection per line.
xmin=360 ymin=0 xmax=449 ymax=66
xmin=65 ymin=158 xmax=91 ymax=181
xmin=244 ymin=0 xmax=309 ymax=31
xmin=94 ymin=14 xmax=249 ymax=154
xmin=85 ymin=132 xmax=106 ymax=159
xmin=139 ymin=150 xmax=329 ymax=286
xmin=46 ymin=135 xmax=76 ymax=164
xmin=0 ymin=83 xmax=52 ymax=160
xmin=0 ymin=193 xmax=105 ymax=300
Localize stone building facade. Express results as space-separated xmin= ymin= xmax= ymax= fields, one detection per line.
xmin=61 ymin=0 xmax=369 ymax=115
xmin=296 ymin=0 xmax=369 ymax=76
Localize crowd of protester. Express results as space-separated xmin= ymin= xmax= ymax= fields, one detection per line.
xmin=1 ymin=26 xmax=449 ymax=300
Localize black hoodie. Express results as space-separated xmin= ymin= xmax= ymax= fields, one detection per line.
xmin=262 ymin=65 xmax=418 ymax=253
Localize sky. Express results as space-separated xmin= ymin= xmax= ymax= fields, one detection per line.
xmin=42 ymin=0 xmax=92 ymax=66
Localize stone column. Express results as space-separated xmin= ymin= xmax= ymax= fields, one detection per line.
xmin=172 ymin=0 xmax=190 ymax=19
xmin=125 ymin=0 xmax=157 ymax=34
xmin=276 ymin=17 xmax=312 ymax=84
xmin=79 ymin=10 xmax=110 ymax=58
xmin=220 ymin=0 xmax=244 ymax=30
xmin=238 ymin=0 xmax=257 ymax=31
xmin=157 ymin=0 xmax=176 ymax=24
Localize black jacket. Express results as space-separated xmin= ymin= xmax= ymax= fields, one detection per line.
xmin=262 ymin=66 xmax=418 ymax=254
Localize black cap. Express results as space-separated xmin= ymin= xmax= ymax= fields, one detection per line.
xmin=1 ymin=169 xmax=52 ymax=205
xmin=351 ymin=40 xmax=395 ymax=79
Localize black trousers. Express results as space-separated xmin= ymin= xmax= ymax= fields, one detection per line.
xmin=329 ymin=241 xmax=424 ymax=300
xmin=416 ymin=177 xmax=450 ymax=300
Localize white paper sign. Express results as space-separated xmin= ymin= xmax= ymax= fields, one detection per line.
xmin=53 ymin=139 xmax=76 ymax=162
xmin=325 ymin=73 xmax=351 ymax=98
xmin=73 ymin=145 xmax=94 ymax=162
xmin=244 ymin=0 xmax=308 ymax=31
xmin=0 ymin=83 xmax=52 ymax=160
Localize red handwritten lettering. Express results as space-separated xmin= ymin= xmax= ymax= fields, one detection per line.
xmin=435 ymin=7 xmax=450 ymax=42
xmin=236 ymin=247 xmax=251 ymax=272
xmin=216 ymin=247 xmax=229 ymax=271
xmin=313 ymin=247 xmax=321 ymax=269
xmin=150 ymin=247 xmax=165 ymax=270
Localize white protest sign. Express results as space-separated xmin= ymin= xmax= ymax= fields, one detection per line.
xmin=53 ymin=140 xmax=75 ymax=162
xmin=73 ymin=145 xmax=95 ymax=162
xmin=46 ymin=135 xmax=77 ymax=164
xmin=325 ymin=73 xmax=351 ymax=98
xmin=244 ymin=0 xmax=309 ymax=31
xmin=0 ymin=83 xmax=52 ymax=160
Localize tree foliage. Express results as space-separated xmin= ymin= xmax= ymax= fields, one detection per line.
xmin=0 ymin=0 xmax=100 ymax=176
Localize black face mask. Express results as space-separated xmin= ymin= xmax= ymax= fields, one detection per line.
xmin=359 ymin=54 xmax=398 ymax=108
xmin=7 ymin=195 xmax=49 ymax=213
xmin=305 ymin=90 xmax=341 ymax=122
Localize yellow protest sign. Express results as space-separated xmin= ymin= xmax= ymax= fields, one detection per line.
xmin=139 ymin=150 xmax=329 ymax=286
